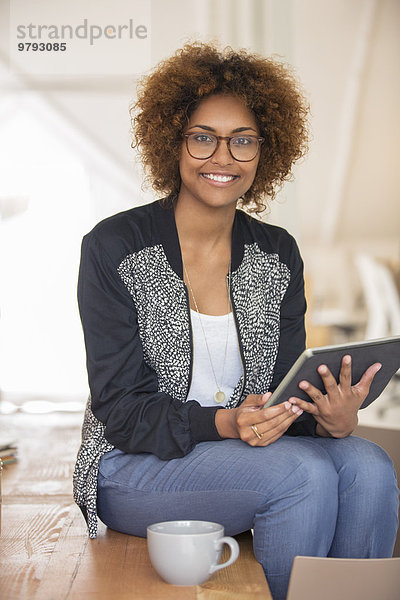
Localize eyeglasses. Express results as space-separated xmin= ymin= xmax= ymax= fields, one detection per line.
xmin=183 ymin=132 xmax=264 ymax=162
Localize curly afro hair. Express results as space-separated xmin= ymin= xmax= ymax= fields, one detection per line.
xmin=131 ymin=42 xmax=309 ymax=213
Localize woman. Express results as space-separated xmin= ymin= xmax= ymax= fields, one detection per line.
xmin=74 ymin=43 xmax=398 ymax=600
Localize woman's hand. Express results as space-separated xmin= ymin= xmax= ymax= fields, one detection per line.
xmin=288 ymin=355 xmax=382 ymax=438
xmin=215 ymin=393 xmax=303 ymax=446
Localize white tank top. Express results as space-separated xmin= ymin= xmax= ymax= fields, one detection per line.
xmin=187 ymin=310 xmax=243 ymax=407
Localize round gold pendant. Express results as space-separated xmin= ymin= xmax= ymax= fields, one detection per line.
xmin=214 ymin=390 xmax=225 ymax=403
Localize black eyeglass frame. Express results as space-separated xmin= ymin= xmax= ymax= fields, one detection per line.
xmin=183 ymin=133 xmax=265 ymax=162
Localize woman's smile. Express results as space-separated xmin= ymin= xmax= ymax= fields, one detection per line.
xmin=199 ymin=171 xmax=240 ymax=185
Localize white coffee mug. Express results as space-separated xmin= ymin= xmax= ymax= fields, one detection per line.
xmin=147 ymin=520 xmax=240 ymax=586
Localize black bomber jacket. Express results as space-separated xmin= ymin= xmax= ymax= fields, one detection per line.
xmin=73 ymin=198 xmax=317 ymax=538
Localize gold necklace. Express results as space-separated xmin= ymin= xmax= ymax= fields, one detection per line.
xmin=183 ymin=261 xmax=232 ymax=404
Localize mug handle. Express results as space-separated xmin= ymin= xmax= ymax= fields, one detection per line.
xmin=210 ymin=536 xmax=240 ymax=574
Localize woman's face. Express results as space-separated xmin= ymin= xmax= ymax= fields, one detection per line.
xmin=178 ymin=94 xmax=261 ymax=210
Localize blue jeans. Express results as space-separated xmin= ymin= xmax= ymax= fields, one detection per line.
xmin=97 ymin=435 xmax=399 ymax=600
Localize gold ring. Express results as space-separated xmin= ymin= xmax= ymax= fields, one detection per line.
xmin=251 ymin=424 xmax=263 ymax=440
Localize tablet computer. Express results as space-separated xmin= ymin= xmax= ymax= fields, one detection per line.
xmin=264 ymin=335 xmax=400 ymax=410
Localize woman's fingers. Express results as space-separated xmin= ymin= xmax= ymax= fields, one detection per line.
xmin=254 ymin=425 xmax=294 ymax=447
xmin=291 ymin=359 xmax=383 ymax=439
xmin=298 ymin=378 xmax=325 ymax=407
xmin=316 ymin=364 xmax=339 ymax=396
xmin=239 ymin=402 xmax=303 ymax=446
xmin=288 ymin=396 xmax=318 ymax=415
xmin=238 ymin=401 xmax=299 ymax=427
xmin=339 ymin=355 xmax=352 ymax=389
xmin=298 ymin=359 xmax=382 ymax=406
xmin=260 ymin=404 xmax=303 ymax=428
xmin=255 ymin=410 xmax=302 ymax=446
xmin=354 ymin=362 xmax=382 ymax=395
xmin=240 ymin=393 xmax=270 ymax=408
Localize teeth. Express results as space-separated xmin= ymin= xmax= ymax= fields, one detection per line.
xmin=202 ymin=173 xmax=236 ymax=182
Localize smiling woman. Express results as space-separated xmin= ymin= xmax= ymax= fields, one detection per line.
xmin=73 ymin=42 xmax=399 ymax=600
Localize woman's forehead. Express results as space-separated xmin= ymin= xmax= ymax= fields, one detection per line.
xmin=187 ymin=94 xmax=258 ymax=131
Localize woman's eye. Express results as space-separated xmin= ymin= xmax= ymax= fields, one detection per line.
xmin=192 ymin=134 xmax=214 ymax=143
xmin=232 ymin=136 xmax=253 ymax=146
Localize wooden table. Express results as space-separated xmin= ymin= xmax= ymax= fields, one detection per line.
xmin=0 ymin=411 xmax=272 ymax=599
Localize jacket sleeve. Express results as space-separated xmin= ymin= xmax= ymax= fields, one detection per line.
xmin=269 ymin=236 xmax=317 ymax=436
xmin=78 ymin=232 xmax=222 ymax=460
